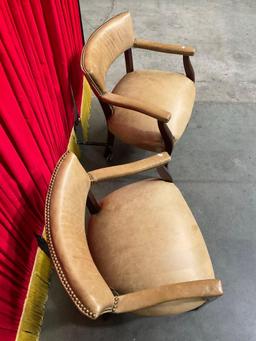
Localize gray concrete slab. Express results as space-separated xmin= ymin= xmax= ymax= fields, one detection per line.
xmin=41 ymin=1 xmax=256 ymax=340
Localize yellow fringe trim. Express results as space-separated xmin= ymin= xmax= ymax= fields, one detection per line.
xmin=68 ymin=77 xmax=92 ymax=157
xmin=15 ymin=78 xmax=91 ymax=340
xmin=15 ymin=235 xmax=51 ymax=341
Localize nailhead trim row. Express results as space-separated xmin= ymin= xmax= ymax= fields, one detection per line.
xmin=112 ymin=296 xmax=119 ymax=312
xmin=45 ymin=151 xmax=99 ymax=319
xmin=87 ymin=172 xmax=95 ymax=182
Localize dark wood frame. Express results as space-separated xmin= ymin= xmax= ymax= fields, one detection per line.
xmin=124 ymin=48 xmax=134 ymax=73
xmin=183 ymin=56 xmax=195 ymax=82
xmin=87 ymin=190 xmax=101 ymax=214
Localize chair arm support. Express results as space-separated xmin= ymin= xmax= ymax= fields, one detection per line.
xmin=134 ymin=38 xmax=196 ymax=56
xmin=115 ymin=279 xmax=223 ymax=313
xmin=88 ymin=152 xmax=171 ymax=183
xmin=101 ymin=92 xmax=172 ymax=123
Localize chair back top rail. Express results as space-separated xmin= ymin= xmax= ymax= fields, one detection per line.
xmin=81 ymin=12 xmax=134 ymax=93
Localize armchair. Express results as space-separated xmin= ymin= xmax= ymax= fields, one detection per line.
xmin=45 ymin=152 xmax=223 ymax=318
xmin=81 ymin=12 xmax=196 ymax=159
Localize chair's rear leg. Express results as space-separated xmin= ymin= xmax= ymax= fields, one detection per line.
xmin=104 ymin=130 xmax=115 ymax=162
xmin=99 ymin=100 xmax=115 ymax=161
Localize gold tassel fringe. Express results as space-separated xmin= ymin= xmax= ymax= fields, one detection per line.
xmin=68 ymin=77 xmax=92 ymax=157
xmin=15 ymin=241 xmax=52 ymax=341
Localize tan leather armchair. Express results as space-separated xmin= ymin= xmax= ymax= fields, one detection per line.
xmin=81 ymin=12 xmax=196 ymax=159
xmin=45 ymin=151 xmax=223 ymax=319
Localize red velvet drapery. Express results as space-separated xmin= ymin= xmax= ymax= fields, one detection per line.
xmin=0 ymin=1 xmax=84 ymax=339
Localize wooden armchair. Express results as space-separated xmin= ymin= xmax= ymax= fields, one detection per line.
xmin=81 ymin=12 xmax=196 ymax=159
xmin=45 ymin=152 xmax=223 ymax=319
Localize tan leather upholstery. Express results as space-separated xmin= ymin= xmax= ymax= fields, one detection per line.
xmin=45 ymin=152 xmax=114 ymax=319
xmin=116 ymin=279 xmax=223 ymax=314
xmin=134 ymin=38 xmax=196 ymax=56
xmin=88 ymin=179 xmax=215 ymax=315
xmin=108 ymin=70 xmax=195 ymax=152
xmin=101 ymin=92 xmax=172 ymax=122
xmin=88 ymin=152 xmax=171 ymax=183
xmin=81 ymin=12 xmax=134 ymax=92
xmin=45 ymin=152 xmax=222 ymax=318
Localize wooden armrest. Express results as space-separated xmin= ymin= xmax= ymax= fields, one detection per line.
xmin=134 ymin=38 xmax=196 ymax=56
xmin=115 ymin=279 xmax=223 ymax=313
xmin=101 ymin=92 xmax=172 ymax=123
xmin=88 ymin=152 xmax=171 ymax=183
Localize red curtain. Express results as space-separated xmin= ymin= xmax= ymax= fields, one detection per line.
xmin=0 ymin=1 xmax=84 ymax=339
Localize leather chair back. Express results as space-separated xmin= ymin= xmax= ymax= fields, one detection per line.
xmin=81 ymin=12 xmax=134 ymax=93
xmin=45 ymin=152 xmax=114 ymax=318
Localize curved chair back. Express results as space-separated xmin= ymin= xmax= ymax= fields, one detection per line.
xmin=81 ymin=12 xmax=134 ymax=93
xmin=45 ymin=152 xmax=114 ymax=319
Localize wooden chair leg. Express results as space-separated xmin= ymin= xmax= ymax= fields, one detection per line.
xmin=98 ymin=100 xmax=115 ymax=161
xmin=104 ymin=130 xmax=115 ymax=162
xmin=183 ymin=56 xmax=195 ymax=82
xmin=158 ymin=121 xmax=174 ymax=155
xmin=86 ymin=190 xmax=101 ymax=214
xmin=157 ymin=165 xmax=173 ymax=182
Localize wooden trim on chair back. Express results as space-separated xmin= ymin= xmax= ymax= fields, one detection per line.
xmin=81 ymin=12 xmax=135 ymax=93
xmin=45 ymin=152 xmax=114 ymax=319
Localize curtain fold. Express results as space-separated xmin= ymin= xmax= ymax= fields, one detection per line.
xmin=0 ymin=1 xmax=84 ymax=339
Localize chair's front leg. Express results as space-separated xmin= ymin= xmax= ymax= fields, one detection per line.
xmin=86 ymin=190 xmax=101 ymax=214
xmin=183 ymin=56 xmax=195 ymax=82
xmin=158 ymin=121 xmax=174 ymax=155
xmin=157 ymin=166 xmax=173 ymax=182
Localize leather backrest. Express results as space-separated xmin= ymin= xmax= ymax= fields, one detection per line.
xmin=81 ymin=12 xmax=134 ymax=93
xmin=45 ymin=152 xmax=114 ymax=318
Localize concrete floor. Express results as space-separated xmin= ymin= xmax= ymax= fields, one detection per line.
xmin=41 ymin=1 xmax=256 ymax=340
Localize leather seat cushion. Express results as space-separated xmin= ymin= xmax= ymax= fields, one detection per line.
xmin=88 ymin=179 xmax=214 ymax=315
xmin=108 ymin=70 xmax=196 ymax=152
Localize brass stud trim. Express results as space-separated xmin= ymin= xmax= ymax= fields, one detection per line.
xmin=45 ymin=151 xmax=98 ymax=319
xmin=112 ymin=296 xmax=119 ymax=312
